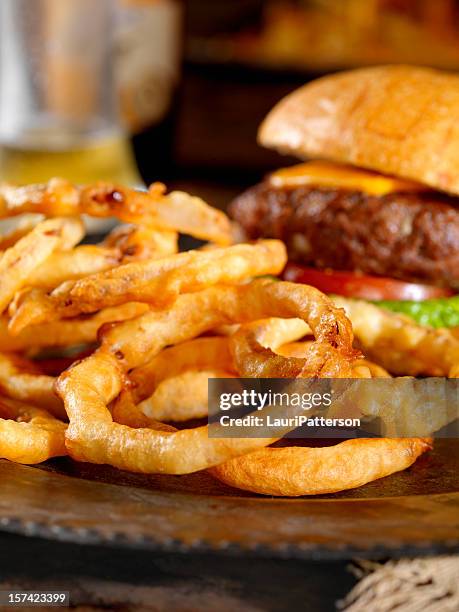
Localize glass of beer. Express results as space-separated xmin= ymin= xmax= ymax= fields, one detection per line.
xmin=0 ymin=0 xmax=140 ymax=185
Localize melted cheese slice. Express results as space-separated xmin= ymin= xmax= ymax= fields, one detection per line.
xmin=269 ymin=161 xmax=427 ymax=195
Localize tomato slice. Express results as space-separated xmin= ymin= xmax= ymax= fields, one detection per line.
xmin=282 ymin=263 xmax=454 ymax=301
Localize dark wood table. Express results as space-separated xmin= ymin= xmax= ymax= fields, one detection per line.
xmin=0 ymin=533 xmax=357 ymax=611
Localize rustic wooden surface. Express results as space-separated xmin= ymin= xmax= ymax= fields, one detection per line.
xmin=0 ymin=533 xmax=358 ymax=611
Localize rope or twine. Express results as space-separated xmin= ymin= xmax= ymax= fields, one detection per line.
xmin=338 ymin=556 xmax=459 ymax=612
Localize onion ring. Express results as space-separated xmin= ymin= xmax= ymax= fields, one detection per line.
xmin=210 ymin=316 xmax=430 ymax=496
xmin=101 ymin=280 xmax=354 ymax=370
xmin=229 ymin=318 xmax=356 ymax=379
xmin=58 ymin=350 xmax=279 ymax=474
xmin=56 ymin=279 xmax=355 ymax=474
xmin=210 ymin=438 xmax=432 ymax=496
xmin=0 ymin=396 xmax=66 ymax=464
xmin=10 ymin=241 xmax=287 ymax=332
xmin=277 ymin=341 xmax=391 ymax=378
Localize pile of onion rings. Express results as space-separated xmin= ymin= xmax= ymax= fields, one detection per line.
xmin=0 ymin=178 xmax=432 ymax=495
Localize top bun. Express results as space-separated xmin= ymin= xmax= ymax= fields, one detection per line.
xmin=259 ymin=65 xmax=459 ymax=196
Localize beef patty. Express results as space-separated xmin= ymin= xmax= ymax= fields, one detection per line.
xmin=229 ymin=184 xmax=459 ymax=288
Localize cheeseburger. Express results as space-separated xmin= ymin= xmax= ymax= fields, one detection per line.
xmin=230 ymin=65 xmax=459 ymax=328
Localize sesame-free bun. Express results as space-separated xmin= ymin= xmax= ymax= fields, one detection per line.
xmin=259 ymin=65 xmax=459 ymax=196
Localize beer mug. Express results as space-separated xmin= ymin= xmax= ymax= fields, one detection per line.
xmin=0 ymin=0 xmax=140 ymax=185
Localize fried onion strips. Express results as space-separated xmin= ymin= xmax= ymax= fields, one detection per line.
xmin=112 ymin=390 xmax=195 ymax=430
xmin=229 ymin=318 xmax=356 ymax=379
xmin=139 ymin=370 xmax=235 ymax=423
xmin=56 ymin=280 xmax=355 ymax=474
xmin=114 ymin=337 xmax=236 ymax=423
xmin=130 ymin=337 xmax=235 ymax=402
xmin=0 ymin=216 xmax=40 ymax=250
xmin=24 ymin=245 xmax=122 ymax=289
xmin=10 ymin=241 xmax=287 ymax=332
xmin=0 ymin=303 xmax=149 ymax=352
xmin=209 ymin=316 xmax=431 ymax=496
xmin=20 ymin=225 xmax=178 ymax=290
xmin=1 ymin=222 xmax=177 ymax=293
xmin=0 ymin=179 xmax=232 ymax=244
xmin=210 ymin=438 xmax=432 ymax=496
xmin=333 ymin=297 xmax=459 ymax=376
xmin=0 ymin=217 xmax=84 ymax=313
xmin=0 ymin=353 xmax=64 ymax=419
xmin=80 ymin=182 xmax=233 ymax=244
xmin=0 ymin=176 xmax=436 ymax=496
xmin=0 ymin=396 xmax=66 ymax=464
xmin=0 ymin=179 xmax=79 ymax=218
xmin=101 ymin=223 xmax=178 ymax=262
xmin=277 ymin=342 xmax=391 ymax=378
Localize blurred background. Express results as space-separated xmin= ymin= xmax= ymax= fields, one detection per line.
xmin=2 ymin=0 xmax=459 ymax=208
